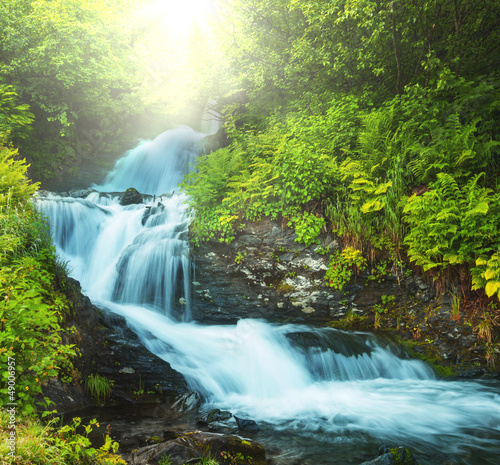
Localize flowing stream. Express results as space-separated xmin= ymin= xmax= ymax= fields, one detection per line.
xmin=37 ymin=127 xmax=500 ymax=464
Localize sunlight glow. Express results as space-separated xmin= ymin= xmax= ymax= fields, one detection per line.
xmin=145 ymin=0 xmax=214 ymax=35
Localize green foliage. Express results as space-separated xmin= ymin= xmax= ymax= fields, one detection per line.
xmin=368 ymin=261 xmax=391 ymax=283
xmin=0 ymin=254 xmax=77 ymax=414
xmin=158 ymin=454 xmax=173 ymax=465
xmin=51 ymin=416 xmax=125 ymax=465
xmin=234 ymin=251 xmax=246 ymax=264
xmin=0 ymin=84 xmax=34 ymax=141
xmin=403 ymin=173 xmax=500 ymax=278
xmin=0 ymin=112 xmax=79 ymax=416
xmin=222 ymin=0 xmax=500 ymax=116
xmin=85 ymin=374 xmax=111 ymax=405
xmin=472 ymin=254 xmax=500 ymax=301
xmin=220 ymin=450 xmax=253 ymax=465
xmin=0 ymin=144 xmax=39 ymax=205
xmin=408 ymin=114 xmax=499 ymax=185
xmin=325 ymin=247 xmax=367 ymax=290
xmin=288 ymin=212 xmax=325 ymax=247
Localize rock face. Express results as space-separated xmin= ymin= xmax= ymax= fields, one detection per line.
xmin=43 ymin=278 xmax=188 ymax=413
xmin=190 ymin=218 xmax=336 ymax=325
xmin=190 ymin=218 xmax=421 ymax=327
xmin=190 ymin=218 xmax=497 ymax=377
xmin=129 ymin=431 xmax=268 ymax=465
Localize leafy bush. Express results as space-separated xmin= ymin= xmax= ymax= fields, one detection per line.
xmin=325 ymin=247 xmax=367 ymax=290
xmin=472 ymin=253 xmax=500 ymax=301
xmin=288 ymin=211 xmax=325 ymax=247
xmin=0 ymin=254 xmax=77 ymax=414
xmin=0 ymin=133 xmax=77 ymax=415
xmin=403 ymin=172 xmax=500 ymax=294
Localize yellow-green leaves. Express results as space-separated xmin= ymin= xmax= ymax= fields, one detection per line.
xmin=349 ymin=179 xmax=393 ymax=213
xmin=472 ymin=254 xmax=500 ymax=301
xmin=404 ymin=173 xmax=500 ymax=295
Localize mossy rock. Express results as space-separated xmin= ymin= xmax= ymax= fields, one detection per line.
xmin=120 ymin=187 xmax=143 ymax=206
xmin=130 ymin=431 xmax=268 ymax=465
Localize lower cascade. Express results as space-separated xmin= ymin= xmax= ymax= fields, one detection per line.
xmin=37 ymin=127 xmax=500 ymax=465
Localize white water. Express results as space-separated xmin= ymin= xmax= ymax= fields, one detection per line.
xmin=36 ymin=127 xmax=500 ymax=464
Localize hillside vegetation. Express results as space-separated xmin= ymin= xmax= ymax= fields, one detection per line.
xmin=0 ymin=84 xmax=124 ymax=465
xmin=182 ymin=0 xmax=500 ymax=328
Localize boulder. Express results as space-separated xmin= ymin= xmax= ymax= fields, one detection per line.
xmin=42 ymin=278 xmax=189 ymax=413
xmin=197 ymin=408 xmax=233 ymax=427
xmin=129 ymin=431 xmax=268 ymax=465
xmin=120 ymin=187 xmax=143 ymax=205
xmin=234 ymin=416 xmax=260 ymax=433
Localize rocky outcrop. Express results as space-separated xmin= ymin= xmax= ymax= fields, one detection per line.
xmin=190 ymin=218 xmax=499 ymax=378
xmin=190 ymin=218 xmax=336 ymax=325
xmin=129 ymin=431 xmax=268 ymax=465
xmin=43 ymin=278 xmax=188 ymax=413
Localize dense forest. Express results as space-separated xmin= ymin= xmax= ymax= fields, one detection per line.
xmin=1 ymin=0 xmax=500 ymax=463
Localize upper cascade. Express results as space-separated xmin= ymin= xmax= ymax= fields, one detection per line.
xmin=98 ymin=126 xmax=204 ymax=196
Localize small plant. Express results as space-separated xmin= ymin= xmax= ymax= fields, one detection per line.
xmin=451 ymin=292 xmax=461 ymax=320
xmin=315 ymin=245 xmax=330 ymax=255
xmin=373 ymin=304 xmax=385 ymax=314
xmin=411 ymin=326 xmax=422 ymax=339
xmin=158 ymin=454 xmax=173 ymax=465
xmin=277 ymin=281 xmax=295 ymax=293
xmin=325 ymin=247 xmax=366 ymax=290
xmin=374 ymin=312 xmax=382 ymax=329
xmin=85 ymin=374 xmax=111 ymax=405
xmin=381 ymin=294 xmax=396 ymax=306
xmin=134 ymin=375 xmax=145 ymax=397
xmin=368 ymin=261 xmax=391 ymax=283
xmin=52 ymin=416 xmax=125 ymax=465
xmin=220 ymin=450 xmax=253 ymax=465
xmin=288 ymin=211 xmax=326 ymax=247
xmin=475 ymin=318 xmax=493 ymax=343
xmin=472 ymin=253 xmax=500 ymax=301
xmin=198 ymin=453 xmax=219 ymax=465
xmin=234 ymin=251 xmax=246 ymax=264
xmin=484 ymin=341 xmax=497 ymax=369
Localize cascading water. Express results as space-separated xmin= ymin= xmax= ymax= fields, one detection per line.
xmin=36 ymin=127 xmax=500 ymax=465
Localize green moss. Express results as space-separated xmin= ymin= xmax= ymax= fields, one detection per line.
xmin=389 ymin=447 xmax=418 ymax=465
xmin=398 ymin=338 xmax=458 ymax=378
xmin=330 ymin=311 xmax=368 ymax=330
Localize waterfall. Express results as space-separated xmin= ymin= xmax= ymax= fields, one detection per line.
xmin=36 ymin=127 xmax=500 ymax=465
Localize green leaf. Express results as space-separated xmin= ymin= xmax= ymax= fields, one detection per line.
xmin=485 ymin=281 xmax=500 ymax=297
xmin=466 ymin=201 xmax=489 ymax=216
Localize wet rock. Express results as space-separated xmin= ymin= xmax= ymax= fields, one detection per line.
xmin=170 ymin=391 xmax=201 ymax=414
xmin=189 ymin=217 xmax=495 ymax=376
xmin=129 ymin=431 xmax=268 ymax=465
xmin=234 ymin=416 xmax=260 ymax=432
xmin=120 ymin=187 xmax=143 ymax=205
xmin=68 ymin=188 xmax=97 ymax=198
xmin=142 ymin=203 xmax=165 ymax=225
xmin=360 ymin=446 xmax=418 ymax=465
xmin=286 ymin=330 xmax=373 ymax=358
xmin=197 ymin=408 xmax=233 ymax=427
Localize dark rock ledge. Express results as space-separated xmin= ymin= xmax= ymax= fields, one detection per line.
xmin=42 ymin=277 xmax=189 ymax=414
xmin=190 ymin=218 xmax=500 ymax=379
